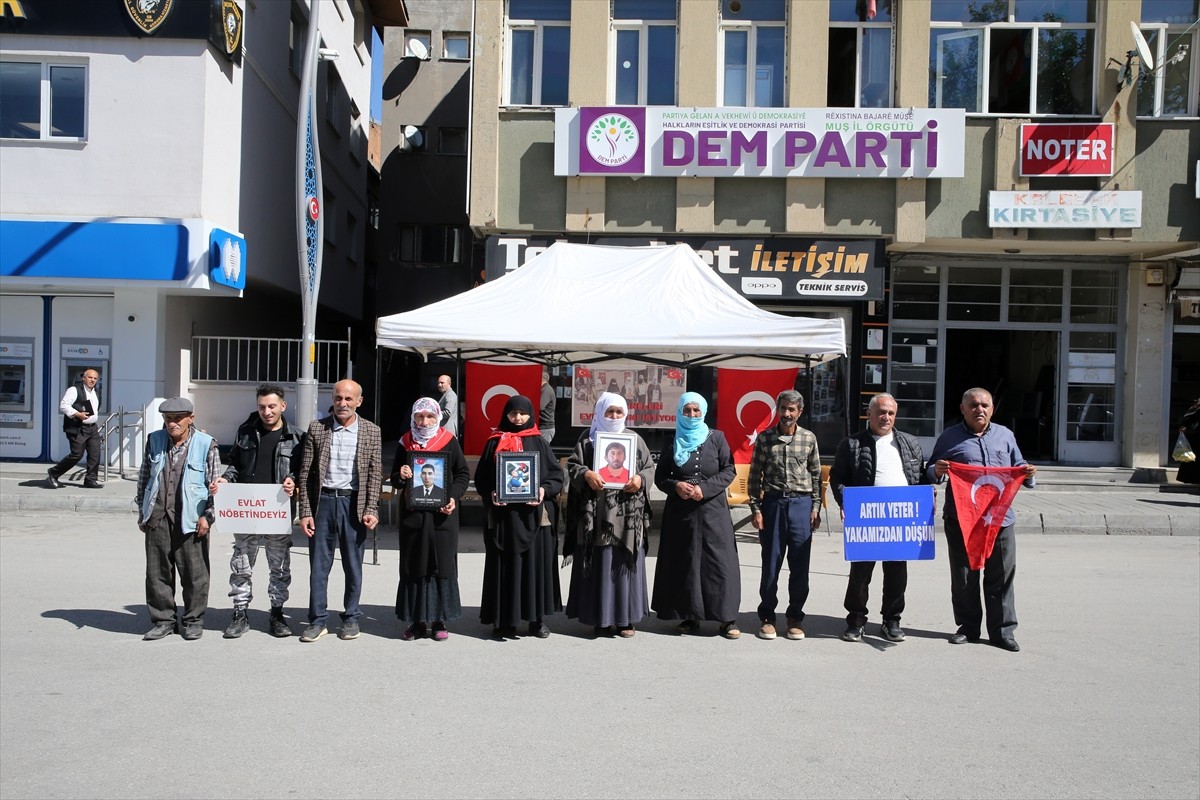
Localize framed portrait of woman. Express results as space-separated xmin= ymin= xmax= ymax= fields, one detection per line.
xmin=593 ymin=431 xmax=636 ymax=489
xmin=407 ymin=454 xmax=447 ymax=510
xmin=496 ymin=451 xmax=539 ymax=503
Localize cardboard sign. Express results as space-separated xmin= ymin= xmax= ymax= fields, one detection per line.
xmin=842 ymin=485 xmax=936 ymax=562
xmin=213 ymin=483 xmax=292 ymax=535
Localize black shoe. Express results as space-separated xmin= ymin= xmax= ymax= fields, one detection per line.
xmin=300 ymin=623 xmax=327 ymax=642
xmin=881 ymin=620 xmax=906 ymax=642
xmin=223 ymin=609 xmax=249 ymax=639
xmin=492 ymin=626 xmax=517 ymax=640
xmin=841 ymin=625 xmax=864 ymax=642
xmin=676 ymin=619 xmax=701 ymax=635
xmin=268 ymin=608 xmax=293 ymax=638
xmin=46 ymin=470 xmax=63 ymax=489
xmin=949 ymin=627 xmax=980 ymax=645
xmin=992 ymin=637 xmax=1021 ymax=652
xmin=182 ymin=621 xmax=204 ymax=640
xmin=528 ymin=621 xmax=549 ymax=639
xmin=82 ymin=481 xmax=102 ymax=489
xmin=593 ymin=625 xmax=615 ymax=638
xmin=143 ymin=621 xmax=175 ymax=641
xmin=339 ymin=620 xmax=360 ymax=640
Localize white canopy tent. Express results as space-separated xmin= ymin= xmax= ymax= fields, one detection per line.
xmin=375 ymin=243 xmax=846 ymax=367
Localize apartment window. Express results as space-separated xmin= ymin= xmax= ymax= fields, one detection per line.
xmin=405 ymin=30 xmax=432 ymax=59
xmin=440 ymin=127 xmax=467 ymax=155
xmin=0 ymin=61 xmax=86 ymax=140
xmin=828 ymin=0 xmax=892 ymax=108
xmin=444 ymin=32 xmax=471 ymax=60
xmin=398 ymin=224 xmax=464 ymax=264
xmin=289 ymin=7 xmax=307 ymax=76
xmin=719 ymin=0 xmax=785 ymax=107
xmin=1137 ymin=1 xmax=1199 ymax=117
xmin=506 ymin=0 xmax=571 ymax=106
xmin=368 ymin=195 xmax=380 ymax=230
xmin=929 ymin=0 xmax=1096 ymax=115
xmin=347 ymin=212 xmax=360 ymax=265
xmin=324 ymin=67 xmax=348 ymax=138
xmin=323 ymin=191 xmax=337 ymax=244
xmin=612 ymin=0 xmax=677 ymax=105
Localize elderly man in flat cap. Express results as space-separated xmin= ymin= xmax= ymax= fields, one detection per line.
xmin=135 ymin=397 xmax=222 ymax=641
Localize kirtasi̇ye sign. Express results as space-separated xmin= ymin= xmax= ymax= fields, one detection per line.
xmin=1020 ymin=123 xmax=1113 ymax=177
xmin=988 ymin=190 xmax=1143 ymax=228
xmin=484 ymin=235 xmax=886 ymax=301
xmin=555 ymin=106 xmax=966 ymax=179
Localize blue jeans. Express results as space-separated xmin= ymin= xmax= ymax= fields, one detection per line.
xmin=308 ymin=495 xmax=367 ymax=626
xmin=757 ymin=495 xmax=813 ymax=623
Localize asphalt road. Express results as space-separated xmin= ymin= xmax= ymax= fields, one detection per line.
xmin=1 ymin=512 xmax=1197 ymax=800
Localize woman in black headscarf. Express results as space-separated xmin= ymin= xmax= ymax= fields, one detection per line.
xmin=475 ymin=395 xmax=565 ymax=639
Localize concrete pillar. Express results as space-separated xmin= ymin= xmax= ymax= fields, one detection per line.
xmin=675 ymin=0 xmax=718 ymax=232
xmin=993 ymin=118 xmax=1030 ymax=241
xmin=467 ymin=0 xmax=503 ymax=231
xmin=893 ymin=0 xmax=930 ymax=244
xmin=1124 ymin=264 xmax=1168 ymax=467
xmin=564 ymin=0 xmax=611 ymax=232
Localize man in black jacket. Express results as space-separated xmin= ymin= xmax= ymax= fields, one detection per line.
xmin=47 ymin=368 xmax=102 ymax=489
xmin=212 ymin=384 xmax=304 ymax=638
xmin=830 ymin=393 xmax=926 ymax=643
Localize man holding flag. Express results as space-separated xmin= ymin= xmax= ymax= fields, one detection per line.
xmin=928 ymin=388 xmax=1036 ymax=652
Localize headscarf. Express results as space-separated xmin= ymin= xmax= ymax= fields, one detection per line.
xmin=400 ymin=396 xmax=453 ymax=451
xmin=588 ymin=392 xmax=627 ymax=442
xmin=673 ymin=391 xmax=710 ymax=466
xmin=488 ymin=395 xmax=542 ymax=453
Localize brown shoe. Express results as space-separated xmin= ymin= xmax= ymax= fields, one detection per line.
xmin=786 ymin=618 xmax=805 ymax=640
xmin=720 ymin=621 xmax=741 ymax=640
xmin=617 ymin=626 xmax=635 ymax=638
xmin=757 ymin=621 xmax=777 ymax=640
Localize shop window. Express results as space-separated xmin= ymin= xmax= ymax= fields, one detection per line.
xmin=929 ymin=0 xmax=1095 ymax=115
xmin=506 ymin=0 xmax=571 ymax=106
xmin=444 ymin=32 xmax=471 ymax=60
xmin=828 ymin=0 xmax=892 ymax=108
xmin=891 ymin=264 xmax=941 ymax=320
xmin=889 ymin=329 xmax=941 ymax=439
xmin=946 ymin=266 xmax=1002 ymax=321
xmin=612 ymin=0 xmax=677 ymax=106
xmin=324 ymin=66 xmax=348 ymax=138
xmin=0 ymin=61 xmax=86 ymax=140
xmin=1069 ymin=268 xmax=1119 ymax=324
xmin=1008 ymin=268 xmax=1064 ymax=323
xmin=1136 ymin=1 xmax=1199 ymax=118
xmin=719 ymin=0 xmax=785 ymax=107
xmin=1065 ymin=330 xmax=1116 ymax=442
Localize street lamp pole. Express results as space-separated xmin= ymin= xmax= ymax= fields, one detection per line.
xmin=295 ymin=0 xmax=324 ymax=430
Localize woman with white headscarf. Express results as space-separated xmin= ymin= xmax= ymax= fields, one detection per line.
xmin=563 ymin=392 xmax=654 ymax=637
xmin=390 ymin=396 xmax=470 ymax=641
xmin=651 ymin=392 xmax=742 ymax=639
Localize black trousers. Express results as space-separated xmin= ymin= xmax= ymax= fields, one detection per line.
xmin=944 ymin=515 xmax=1017 ymax=640
xmin=50 ymin=427 xmax=101 ymax=482
xmin=844 ymin=560 xmax=908 ymax=627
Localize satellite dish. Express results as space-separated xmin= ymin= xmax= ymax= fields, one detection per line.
xmin=399 ymin=124 xmax=423 ymax=152
xmin=1130 ymin=21 xmax=1155 ymax=71
xmin=406 ymin=38 xmax=429 ymax=60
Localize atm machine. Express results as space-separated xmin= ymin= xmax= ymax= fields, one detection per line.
xmin=59 ymin=340 xmax=110 ymax=419
xmin=0 ymin=338 xmax=34 ymax=427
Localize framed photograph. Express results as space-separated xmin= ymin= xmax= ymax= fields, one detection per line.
xmin=407 ymin=453 xmax=448 ymax=510
xmin=593 ymin=431 xmax=636 ymax=489
xmin=496 ymin=451 xmax=539 ymax=504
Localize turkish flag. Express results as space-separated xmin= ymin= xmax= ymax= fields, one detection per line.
xmin=946 ymin=463 xmax=1028 ymax=569
xmin=716 ymin=367 xmax=799 ymax=464
xmin=463 ymin=361 xmax=541 ymax=456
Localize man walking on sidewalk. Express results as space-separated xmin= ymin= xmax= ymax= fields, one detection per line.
xmin=296 ymin=379 xmax=382 ymax=642
xmin=213 ymin=383 xmax=305 ymax=639
xmin=830 ymin=393 xmax=926 ymax=643
xmin=47 ymin=368 xmax=103 ymax=489
xmin=746 ymin=389 xmax=822 ymax=642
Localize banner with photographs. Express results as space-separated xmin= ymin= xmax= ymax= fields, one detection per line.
xmin=571 ymin=362 xmax=687 ymax=429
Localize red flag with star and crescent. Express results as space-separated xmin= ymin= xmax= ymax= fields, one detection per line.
xmin=716 ymin=367 xmax=799 ymax=464
xmin=946 ymin=463 xmax=1028 ymax=569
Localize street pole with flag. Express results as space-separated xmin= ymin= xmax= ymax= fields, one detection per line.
xmin=295 ymin=0 xmax=324 ymax=429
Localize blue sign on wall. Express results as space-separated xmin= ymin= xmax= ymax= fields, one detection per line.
xmin=0 ymin=220 xmax=188 ymax=281
xmin=842 ymin=485 xmax=936 ymax=562
xmin=209 ymin=228 xmax=247 ymax=290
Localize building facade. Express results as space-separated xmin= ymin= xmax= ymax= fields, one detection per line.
xmin=0 ymin=0 xmax=406 ymax=463
xmin=459 ymin=0 xmax=1199 ymax=467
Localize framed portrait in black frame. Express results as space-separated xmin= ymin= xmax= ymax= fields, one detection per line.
xmin=407 ymin=453 xmax=448 ymax=510
xmin=496 ymin=451 xmax=539 ymax=504
xmin=594 ymin=431 xmax=636 ymax=489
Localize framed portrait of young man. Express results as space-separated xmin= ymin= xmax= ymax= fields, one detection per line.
xmin=407 ymin=453 xmax=448 ymax=510
xmin=594 ymin=431 xmax=636 ymax=489
xmin=496 ymin=451 xmax=539 ymax=504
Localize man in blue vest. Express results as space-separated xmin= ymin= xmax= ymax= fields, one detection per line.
xmin=135 ymin=397 xmax=221 ymax=641
xmin=47 ymin=368 xmax=102 ymax=489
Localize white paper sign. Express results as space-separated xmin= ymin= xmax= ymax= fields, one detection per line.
xmin=213 ymin=483 xmax=292 ymax=535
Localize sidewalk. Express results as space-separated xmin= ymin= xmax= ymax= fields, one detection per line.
xmin=3 ymin=461 xmax=1196 ymax=535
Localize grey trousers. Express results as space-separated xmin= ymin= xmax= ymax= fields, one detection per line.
xmin=228 ymin=533 xmax=292 ymax=610
xmin=144 ymin=517 xmax=210 ymax=625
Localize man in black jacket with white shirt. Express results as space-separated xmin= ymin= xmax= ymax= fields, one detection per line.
xmin=47 ymin=368 xmax=102 ymax=489
xmin=830 ymin=393 xmax=926 ymax=643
